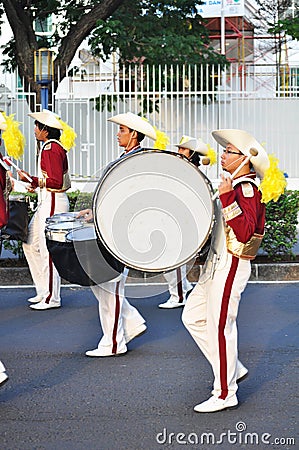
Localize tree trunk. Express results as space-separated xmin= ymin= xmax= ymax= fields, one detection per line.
xmin=2 ymin=0 xmax=126 ymax=108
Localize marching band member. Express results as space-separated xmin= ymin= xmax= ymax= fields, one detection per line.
xmin=0 ymin=110 xmax=25 ymax=386
xmin=79 ymin=112 xmax=176 ymax=357
xmin=182 ymin=129 xmax=286 ymax=413
xmin=19 ymin=110 xmax=76 ymax=310
xmin=158 ymin=135 xmax=217 ymax=309
xmin=79 ymin=112 xmax=160 ymax=357
xmin=0 ymin=111 xmax=25 ymax=227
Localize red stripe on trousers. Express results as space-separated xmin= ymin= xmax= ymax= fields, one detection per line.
xmin=112 ymin=281 xmax=121 ymax=354
xmin=45 ymin=193 xmax=56 ymax=304
xmin=176 ymin=267 xmax=183 ymax=303
xmin=218 ymin=255 xmax=239 ymax=400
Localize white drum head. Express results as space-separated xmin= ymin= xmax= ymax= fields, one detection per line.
xmin=93 ymin=150 xmax=214 ymax=272
xmin=66 ymin=225 xmax=96 ymax=242
xmin=46 ymin=212 xmax=80 ymax=224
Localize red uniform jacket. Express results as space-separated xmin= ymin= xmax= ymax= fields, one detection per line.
xmin=219 ymin=173 xmax=265 ymax=244
xmin=31 ymin=140 xmax=69 ymax=191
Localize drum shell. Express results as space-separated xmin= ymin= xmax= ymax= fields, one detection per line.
xmin=92 ymin=149 xmax=214 ymax=273
xmin=46 ymin=224 xmax=124 ymax=286
xmin=45 ymin=221 xmax=83 ymax=242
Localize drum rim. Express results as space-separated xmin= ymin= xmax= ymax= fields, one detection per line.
xmin=65 ymin=224 xmax=96 ymax=242
xmin=92 ymin=148 xmax=215 ymax=272
xmin=45 ymin=221 xmax=84 ymax=232
xmin=46 ymin=212 xmax=81 ymax=223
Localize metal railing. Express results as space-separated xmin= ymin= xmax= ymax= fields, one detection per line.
xmin=0 ymin=63 xmax=298 ymax=190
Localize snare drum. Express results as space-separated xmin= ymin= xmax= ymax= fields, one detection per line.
xmin=45 ymin=220 xmax=83 ymax=242
xmin=46 ymin=211 xmax=81 ymax=225
xmin=93 ymin=149 xmax=214 ymax=273
xmin=46 ymin=223 xmax=124 ymax=286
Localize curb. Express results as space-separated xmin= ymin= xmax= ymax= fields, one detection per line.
xmin=1 ymin=262 xmax=299 ymax=286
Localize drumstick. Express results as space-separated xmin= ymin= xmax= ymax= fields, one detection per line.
xmin=2 ymin=156 xmax=33 ymax=183
xmin=0 ymin=158 xmax=10 ymax=171
xmin=212 ymin=148 xmax=258 ymax=201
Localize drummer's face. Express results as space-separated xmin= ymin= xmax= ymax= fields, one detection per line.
xmin=34 ymin=123 xmax=48 ymax=142
xmin=117 ymin=125 xmax=134 ymax=148
xmin=178 ymin=147 xmax=192 ymax=159
xmin=221 ymin=143 xmax=244 ymax=172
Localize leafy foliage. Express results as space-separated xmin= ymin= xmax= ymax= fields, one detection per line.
xmin=269 ymin=16 xmax=299 ymax=41
xmin=89 ymin=0 xmax=227 ymax=66
xmin=67 ymin=190 xmax=92 ymax=211
xmin=261 ymin=190 xmax=299 ymax=260
xmin=89 ymin=1 xmax=227 ymax=113
xmin=0 ymin=0 xmax=126 ymax=96
xmin=250 ymin=0 xmax=296 ymax=62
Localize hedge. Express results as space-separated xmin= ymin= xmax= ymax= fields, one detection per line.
xmin=2 ymin=189 xmax=298 ymax=262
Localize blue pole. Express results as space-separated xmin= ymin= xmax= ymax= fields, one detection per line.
xmin=41 ymin=86 xmax=49 ymax=110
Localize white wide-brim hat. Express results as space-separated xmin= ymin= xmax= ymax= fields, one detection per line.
xmin=212 ymin=129 xmax=270 ymax=178
xmin=0 ymin=112 xmax=7 ymax=131
xmin=108 ymin=112 xmax=157 ymax=141
xmin=176 ymin=135 xmax=209 ymax=156
xmin=28 ymin=109 xmax=63 ymax=130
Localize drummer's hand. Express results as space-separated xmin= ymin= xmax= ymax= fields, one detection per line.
xmin=18 ymin=169 xmax=31 ymax=182
xmin=26 ymin=186 xmax=36 ymax=193
xmin=77 ymin=208 xmax=93 ymax=222
xmin=218 ymin=174 xmax=233 ymax=196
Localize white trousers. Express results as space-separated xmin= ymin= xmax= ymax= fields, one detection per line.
xmin=23 ymin=190 xmax=69 ymax=303
xmin=182 ymin=252 xmax=251 ymax=399
xmin=163 ymin=265 xmax=193 ymax=302
xmin=91 ymin=269 xmax=145 ymax=354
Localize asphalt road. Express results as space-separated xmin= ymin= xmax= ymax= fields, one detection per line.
xmin=0 ymin=283 xmax=298 ymax=450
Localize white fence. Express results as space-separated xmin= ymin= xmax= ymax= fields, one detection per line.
xmin=0 ymin=63 xmax=298 ymax=191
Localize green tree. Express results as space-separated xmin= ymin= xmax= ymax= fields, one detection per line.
xmin=251 ymin=0 xmax=296 ymax=60
xmin=88 ymin=0 xmax=227 ymax=112
xmin=0 ymin=0 xmax=125 ymax=103
xmin=269 ymin=16 xmax=299 ymax=41
xmin=89 ymin=0 xmax=226 ymax=66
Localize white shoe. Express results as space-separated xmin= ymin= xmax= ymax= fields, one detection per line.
xmin=125 ymin=323 xmax=147 ymax=344
xmin=0 ymin=372 xmax=8 ymax=386
xmin=30 ymin=300 xmax=61 ymax=310
xmin=27 ymin=295 xmax=43 ymax=303
xmin=158 ymin=297 xmax=186 ymax=309
xmin=85 ymin=347 xmax=127 ymax=357
xmin=236 ymin=362 xmax=248 ymax=382
xmin=194 ymin=395 xmax=238 ymax=413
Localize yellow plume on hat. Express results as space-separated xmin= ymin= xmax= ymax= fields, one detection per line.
xmin=259 ymin=154 xmax=286 ymax=203
xmin=206 ymin=144 xmax=217 ymax=165
xmin=58 ymin=118 xmax=77 ymax=151
xmin=153 ymin=127 xmax=170 ymax=150
xmin=1 ymin=112 xmax=25 ymax=159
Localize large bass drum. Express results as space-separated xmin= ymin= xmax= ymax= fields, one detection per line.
xmin=93 ymin=149 xmax=214 ymax=273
